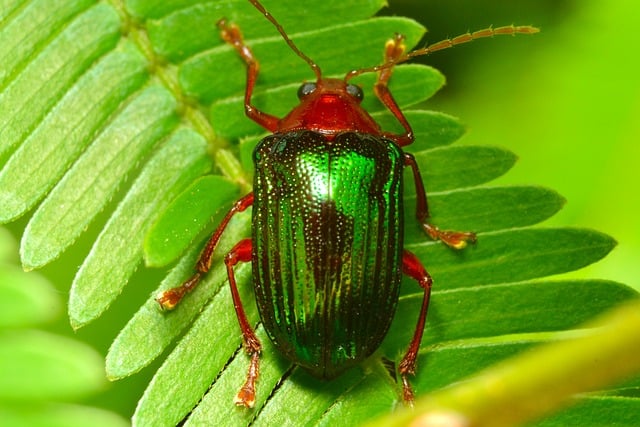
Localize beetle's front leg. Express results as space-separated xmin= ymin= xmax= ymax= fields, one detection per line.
xmin=404 ymin=153 xmax=476 ymax=249
xmin=217 ymin=19 xmax=280 ymax=132
xmin=374 ymin=33 xmax=415 ymax=147
xmin=156 ymin=193 xmax=254 ymax=309
xmin=225 ymin=238 xmax=262 ymax=408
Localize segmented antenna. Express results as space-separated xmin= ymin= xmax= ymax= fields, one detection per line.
xmin=346 ymin=25 xmax=539 ymax=81
xmin=248 ymin=0 xmax=322 ymax=80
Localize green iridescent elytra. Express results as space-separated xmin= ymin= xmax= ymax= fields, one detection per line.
xmin=252 ymin=130 xmax=405 ymax=378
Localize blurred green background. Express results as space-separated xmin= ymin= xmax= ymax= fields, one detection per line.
xmin=3 ymin=0 xmax=638 ymax=422
xmin=389 ymin=0 xmax=639 ymax=290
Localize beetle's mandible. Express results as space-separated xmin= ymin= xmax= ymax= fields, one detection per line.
xmin=157 ymin=0 xmax=538 ymax=408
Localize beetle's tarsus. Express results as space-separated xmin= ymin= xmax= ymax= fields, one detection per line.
xmin=155 ymin=273 xmax=202 ymax=310
xmin=401 ymin=375 xmax=416 ymax=407
xmin=384 ymin=33 xmax=407 ymax=63
xmin=155 ymin=290 xmax=180 ymax=311
xmin=234 ymin=352 xmax=260 ymax=408
xmin=422 ymin=223 xmax=477 ymax=249
xmin=399 ymin=355 xmax=416 ymax=406
xmin=234 ymin=385 xmax=256 ymax=409
xmin=217 ymin=18 xmax=240 ymax=45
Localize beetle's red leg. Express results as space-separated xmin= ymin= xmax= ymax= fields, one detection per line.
xmin=375 ymin=34 xmax=475 ymax=247
xmin=225 ymin=238 xmax=262 ymax=408
xmin=398 ymin=249 xmax=433 ymax=406
xmin=374 ymin=34 xmax=414 ymax=147
xmin=156 ymin=193 xmax=254 ymax=310
xmin=217 ymin=19 xmax=280 ymax=132
xmin=404 ymin=153 xmax=476 ymax=249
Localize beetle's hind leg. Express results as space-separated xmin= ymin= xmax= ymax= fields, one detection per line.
xmin=404 ymin=153 xmax=477 ymax=249
xmin=226 ymin=238 xmax=262 ymax=408
xmin=398 ymin=249 xmax=434 ymax=405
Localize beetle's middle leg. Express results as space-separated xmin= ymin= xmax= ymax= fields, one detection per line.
xmin=404 ymin=153 xmax=476 ymax=249
xmin=225 ymin=238 xmax=262 ymax=408
xmin=374 ymin=34 xmax=475 ymax=248
xmin=156 ymin=192 xmax=254 ymax=309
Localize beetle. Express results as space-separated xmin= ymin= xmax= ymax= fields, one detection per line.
xmin=157 ymin=0 xmax=538 ymax=408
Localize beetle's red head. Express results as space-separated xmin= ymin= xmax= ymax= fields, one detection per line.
xmin=276 ymin=78 xmax=381 ymax=138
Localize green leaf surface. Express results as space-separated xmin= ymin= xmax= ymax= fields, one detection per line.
xmin=21 ymin=85 xmax=178 ymax=269
xmin=0 ymin=41 xmax=149 ymax=222
xmin=0 ymin=0 xmax=24 ymax=24
xmin=415 ymin=145 xmax=517 ymax=192
xmin=407 ymin=228 xmax=616 ymax=291
xmin=0 ymin=3 xmax=121 ymax=158
xmin=404 ymin=186 xmax=566 ymax=241
xmin=390 ymin=280 xmax=635 ymax=350
xmin=144 ymin=175 xmax=240 ymax=267
xmin=69 ymin=128 xmax=212 ymax=328
xmin=253 ymin=367 xmax=373 ymax=427
xmin=315 ymin=373 xmax=399 ymax=427
xmin=184 ymin=325 xmax=291 ymax=425
xmin=375 ymin=110 xmax=466 ymax=151
xmin=145 ymin=0 xmax=385 ymax=62
xmin=125 ymin=0 xmax=384 ymax=22
xmin=0 ymin=0 xmax=95 ymax=89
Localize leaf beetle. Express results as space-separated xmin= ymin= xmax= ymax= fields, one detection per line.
xmin=157 ymin=0 xmax=538 ymax=408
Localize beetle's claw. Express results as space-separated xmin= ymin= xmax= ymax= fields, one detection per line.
xmin=385 ymin=33 xmax=407 ymax=62
xmin=234 ymin=351 xmax=260 ymax=408
xmin=155 ymin=289 xmax=183 ymax=311
xmin=217 ymin=17 xmax=243 ymax=47
xmin=234 ymin=388 xmax=256 ymax=409
xmin=156 ymin=274 xmax=202 ymax=311
xmin=423 ymin=223 xmax=477 ymax=250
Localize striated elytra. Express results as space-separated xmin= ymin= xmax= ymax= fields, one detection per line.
xmin=252 ymin=130 xmax=404 ymax=379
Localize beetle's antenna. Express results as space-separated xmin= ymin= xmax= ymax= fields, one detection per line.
xmin=249 ymin=0 xmax=322 ymax=80
xmin=345 ymin=25 xmax=539 ymax=81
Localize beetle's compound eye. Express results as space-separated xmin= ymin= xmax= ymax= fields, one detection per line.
xmin=297 ymin=82 xmax=317 ymax=99
xmin=346 ymin=84 xmax=364 ymax=102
